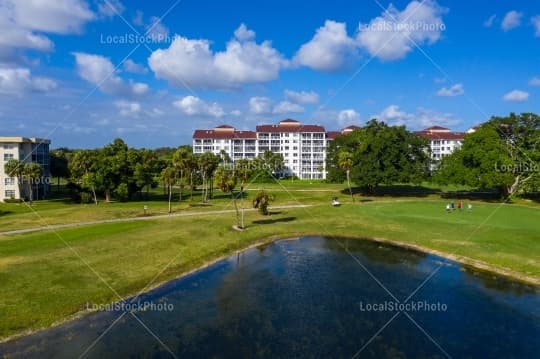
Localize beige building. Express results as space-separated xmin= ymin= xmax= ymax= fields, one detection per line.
xmin=0 ymin=137 xmax=51 ymax=202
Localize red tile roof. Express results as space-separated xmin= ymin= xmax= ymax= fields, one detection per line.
xmin=193 ymin=130 xmax=257 ymax=139
xmin=256 ymin=124 xmax=326 ymax=133
xmin=326 ymin=131 xmax=341 ymax=140
xmin=415 ymin=131 xmax=465 ymax=140
xmin=423 ymin=126 xmax=450 ymax=131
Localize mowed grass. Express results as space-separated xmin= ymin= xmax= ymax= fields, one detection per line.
xmin=0 ymin=196 xmax=539 ymax=340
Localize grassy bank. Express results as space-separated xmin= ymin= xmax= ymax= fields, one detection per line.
xmin=0 ymin=197 xmax=539 ymax=340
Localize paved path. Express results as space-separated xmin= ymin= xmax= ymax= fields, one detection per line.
xmin=0 ymin=204 xmax=314 ymax=236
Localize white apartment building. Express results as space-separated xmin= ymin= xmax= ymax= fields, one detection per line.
xmin=0 ymin=137 xmax=51 ymax=202
xmin=193 ymin=119 xmax=329 ymax=179
xmin=415 ymin=126 xmax=465 ymax=167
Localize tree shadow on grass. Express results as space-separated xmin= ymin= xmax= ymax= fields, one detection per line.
xmin=0 ymin=210 xmax=13 ymax=216
xmin=252 ymin=217 xmax=296 ymax=225
xmin=343 ymin=185 xmax=440 ymax=198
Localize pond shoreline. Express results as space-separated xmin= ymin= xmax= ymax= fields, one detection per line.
xmin=1 ymin=233 xmax=538 ymax=345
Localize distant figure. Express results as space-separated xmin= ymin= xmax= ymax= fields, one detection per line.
xmin=450 ymin=201 xmax=455 ymax=210
xmin=457 ymin=201 xmax=463 ymax=211
xmin=332 ymin=197 xmax=341 ymax=207
xmin=446 ymin=203 xmax=451 ymax=212
xmin=467 ymin=203 xmax=473 ymax=212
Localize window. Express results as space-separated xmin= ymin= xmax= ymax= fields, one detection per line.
xmin=5 ymin=190 xmax=15 ymax=199
xmin=4 ymin=153 xmax=14 ymax=161
xmin=4 ymin=177 xmax=15 ymax=185
xmin=3 ymin=144 xmax=15 ymax=150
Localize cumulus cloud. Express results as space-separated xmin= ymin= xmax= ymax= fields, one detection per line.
xmin=173 ymin=96 xmax=225 ymax=118
xmin=123 ymin=59 xmax=148 ymax=74
xmin=357 ymin=0 xmax=446 ymax=61
xmin=115 ymin=100 xmax=141 ymax=117
xmin=294 ymin=20 xmax=357 ymax=71
xmin=96 ymin=0 xmax=125 ymax=18
xmin=284 ymin=89 xmax=319 ymax=105
xmin=234 ymin=23 xmax=255 ymax=42
xmin=503 ymin=90 xmax=529 ymax=102
xmin=373 ymin=105 xmax=460 ymax=129
xmin=249 ymin=96 xmax=273 ymax=115
xmin=0 ymin=0 xmax=96 ymax=53
xmin=0 ymin=66 xmax=57 ymax=96
xmin=73 ymin=52 xmax=148 ymax=97
xmin=501 ymin=11 xmax=522 ymax=31
xmin=146 ymin=16 xmax=169 ymax=42
xmin=532 ymin=16 xmax=540 ymax=37
xmin=273 ymin=101 xmax=304 ymax=115
xmin=337 ymin=109 xmax=361 ymax=126
xmin=148 ymin=24 xmax=288 ymax=89
xmin=484 ymin=14 xmax=496 ymax=27
xmin=436 ymin=83 xmax=464 ymax=97
xmin=529 ymin=77 xmax=540 ymax=86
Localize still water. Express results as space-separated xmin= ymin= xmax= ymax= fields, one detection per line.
xmin=1 ymin=236 xmax=539 ymax=358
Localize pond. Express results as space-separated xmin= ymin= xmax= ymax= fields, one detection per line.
xmin=1 ymin=236 xmax=539 ymax=358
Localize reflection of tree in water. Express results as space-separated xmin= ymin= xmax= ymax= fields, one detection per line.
xmin=462 ymin=267 xmax=539 ymax=296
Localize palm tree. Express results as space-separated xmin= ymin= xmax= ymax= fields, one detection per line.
xmin=172 ymin=148 xmax=192 ymax=201
xmin=160 ymin=166 xmax=177 ymax=213
xmin=338 ymin=151 xmax=354 ymax=202
xmin=23 ymin=163 xmax=43 ymax=204
xmin=4 ymin=159 xmax=24 ymax=200
xmin=215 ymin=165 xmax=241 ymax=228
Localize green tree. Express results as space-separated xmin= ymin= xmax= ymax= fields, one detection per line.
xmin=338 ymin=150 xmax=354 ymax=202
xmin=172 ymin=147 xmax=194 ymax=201
xmin=22 ymin=163 xmax=43 ymax=204
xmin=4 ymin=159 xmax=24 ymax=200
xmin=69 ymin=150 xmax=99 ymax=204
xmin=435 ymin=114 xmax=540 ymax=198
xmin=161 ymin=166 xmax=177 ymax=213
xmin=197 ymin=152 xmax=220 ymax=203
xmin=215 ymin=165 xmax=242 ymax=228
xmin=50 ymin=148 xmax=70 ymax=191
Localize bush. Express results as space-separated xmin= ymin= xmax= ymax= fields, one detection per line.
xmin=252 ymin=190 xmax=273 ymax=215
xmin=115 ymin=183 xmax=130 ymax=202
xmin=80 ymin=192 xmax=94 ymax=204
xmin=3 ymin=198 xmax=22 ymax=203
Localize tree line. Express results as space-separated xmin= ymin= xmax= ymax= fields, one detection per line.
xmin=326 ymin=114 xmax=540 ymax=199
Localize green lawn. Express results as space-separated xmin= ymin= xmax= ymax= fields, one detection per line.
xmin=0 ymin=184 xmax=539 ymax=340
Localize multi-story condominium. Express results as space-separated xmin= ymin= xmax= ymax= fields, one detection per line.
xmin=415 ymin=126 xmax=465 ymax=166
xmin=193 ymin=121 xmax=466 ymax=179
xmin=0 ymin=137 xmax=51 ymax=202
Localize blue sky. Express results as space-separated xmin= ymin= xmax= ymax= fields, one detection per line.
xmin=0 ymin=0 xmax=539 ymax=148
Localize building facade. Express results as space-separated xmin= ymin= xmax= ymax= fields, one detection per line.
xmin=0 ymin=137 xmax=51 ymax=202
xmin=415 ymin=126 xmax=465 ymax=168
xmin=193 ymin=121 xmax=466 ymax=179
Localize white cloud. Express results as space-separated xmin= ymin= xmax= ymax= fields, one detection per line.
xmin=529 ymin=77 xmax=540 ymax=86
xmin=503 ymin=89 xmax=529 ymax=102
xmin=294 ymin=20 xmax=357 ymax=71
xmin=173 ymin=95 xmax=225 ymax=117
xmin=357 ymin=0 xmax=446 ymax=61
xmin=148 ymin=24 xmax=287 ymax=89
xmin=484 ymin=14 xmax=496 ymax=27
xmin=284 ymin=89 xmax=319 ymax=105
xmin=249 ymin=96 xmax=273 ymax=115
xmin=73 ymin=52 xmax=148 ymax=97
xmin=0 ymin=0 xmax=95 ymax=52
xmin=273 ymin=101 xmax=304 ymax=115
xmin=8 ymin=0 xmax=95 ymax=34
xmin=434 ymin=77 xmax=447 ymax=84
xmin=337 ymin=109 xmax=361 ymax=127
xmin=532 ymin=16 xmax=540 ymax=37
xmin=115 ymin=100 xmax=141 ymax=117
xmin=436 ymin=83 xmax=464 ymax=97
xmin=132 ymin=10 xmax=144 ymax=26
xmin=501 ymin=11 xmax=523 ymax=31
xmin=234 ymin=23 xmax=255 ymax=42
xmin=146 ymin=16 xmax=169 ymax=42
xmin=0 ymin=66 xmax=57 ymax=96
xmin=123 ymin=59 xmax=148 ymax=74
xmin=373 ymin=105 xmax=460 ymax=129
xmin=96 ymin=0 xmax=125 ymax=18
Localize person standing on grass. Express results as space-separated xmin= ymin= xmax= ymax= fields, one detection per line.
xmin=468 ymin=203 xmax=473 ymax=212
xmin=446 ymin=203 xmax=451 ymax=212
xmin=457 ymin=200 xmax=462 ymax=211
xmin=451 ymin=201 xmax=455 ymax=211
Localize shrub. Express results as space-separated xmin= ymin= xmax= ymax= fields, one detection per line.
xmin=252 ymin=190 xmax=273 ymax=215
xmin=115 ymin=183 xmax=130 ymax=202
xmin=3 ymin=198 xmax=22 ymax=204
xmin=80 ymin=192 xmax=94 ymax=204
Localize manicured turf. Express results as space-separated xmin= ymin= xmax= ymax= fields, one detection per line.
xmin=0 ymin=184 xmax=539 ymax=340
